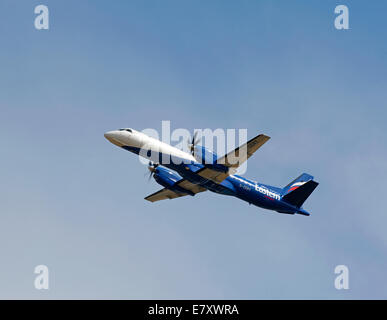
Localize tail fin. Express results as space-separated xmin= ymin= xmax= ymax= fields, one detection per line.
xmin=282 ymin=173 xmax=318 ymax=208
xmin=283 ymin=173 xmax=313 ymax=194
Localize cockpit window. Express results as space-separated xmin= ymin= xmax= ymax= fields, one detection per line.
xmin=119 ymin=128 xmax=132 ymax=133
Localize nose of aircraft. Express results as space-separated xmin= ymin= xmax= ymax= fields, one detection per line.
xmin=104 ymin=130 xmax=123 ymax=146
xmin=104 ymin=131 xmax=116 ymax=140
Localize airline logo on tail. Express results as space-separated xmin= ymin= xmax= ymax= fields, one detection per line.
xmin=287 ymin=181 xmax=307 ymax=193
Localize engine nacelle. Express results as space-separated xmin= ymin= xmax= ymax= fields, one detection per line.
xmin=193 ymin=145 xmax=217 ymax=164
xmin=194 ymin=146 xmax=229 ymax=173
xmin=153 ymin=166 xmax=194 ymax=195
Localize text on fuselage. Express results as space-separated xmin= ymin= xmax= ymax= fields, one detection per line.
xmin=255 ymin=185 xmax=281 ymax=200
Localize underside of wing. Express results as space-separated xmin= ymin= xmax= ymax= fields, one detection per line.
xmin=176 ymin=179 xmax=207 ymax=194
xmin=145 ymin=180 xmax=207 ymax=202
xmin=196 ymin=168 xmax=229 ymax=183
xmin=145 ymin=188 xmax=186 ymax=202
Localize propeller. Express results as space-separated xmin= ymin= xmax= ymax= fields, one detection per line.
xmin=187 ymin=131 xmax=200 ymax=156
xmin=146 ymin=161 xmax=158 ymax=181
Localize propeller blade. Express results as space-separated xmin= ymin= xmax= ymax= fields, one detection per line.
xmin=193 ymin=131 xmax=200 ymax=145
xmin=146 ymin=161 xmax=158 ymax=182
xmin=188 ymin=131 xmax=201 ymax=155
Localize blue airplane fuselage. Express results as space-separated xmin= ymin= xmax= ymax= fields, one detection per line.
xmin=160 ymin=161 xmax=309 ymax=216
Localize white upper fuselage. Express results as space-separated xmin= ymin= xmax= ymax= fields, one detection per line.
xmin=104 ymin=128 xmax=196 ymax=164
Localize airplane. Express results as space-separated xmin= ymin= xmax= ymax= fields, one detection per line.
xmin=104 ymin=128 xmax=318 ymax=216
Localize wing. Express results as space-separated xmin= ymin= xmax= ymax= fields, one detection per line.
xmin=145 ymin=179 xmax=207 ymax=202
xmin=145 ymin=188 xmax=186 ymax=202
xmin=196 ymin=168 xmax=229 ymax=183
xmin=177 ymin=179 xmax=207 ymax=194
xmin=216 ymin=133 xmax=270 ymax=170
xmin=193 ymin=134 xmax=270 ymax=184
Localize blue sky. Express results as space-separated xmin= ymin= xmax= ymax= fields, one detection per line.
xmin=0 ymin=0 xmax=386 ymax=299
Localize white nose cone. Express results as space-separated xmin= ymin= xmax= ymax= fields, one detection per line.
xmin=104 ymin=130 xmax=123 ymax=147
xmin=104 ymin=131 xmax=116 ymax=140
